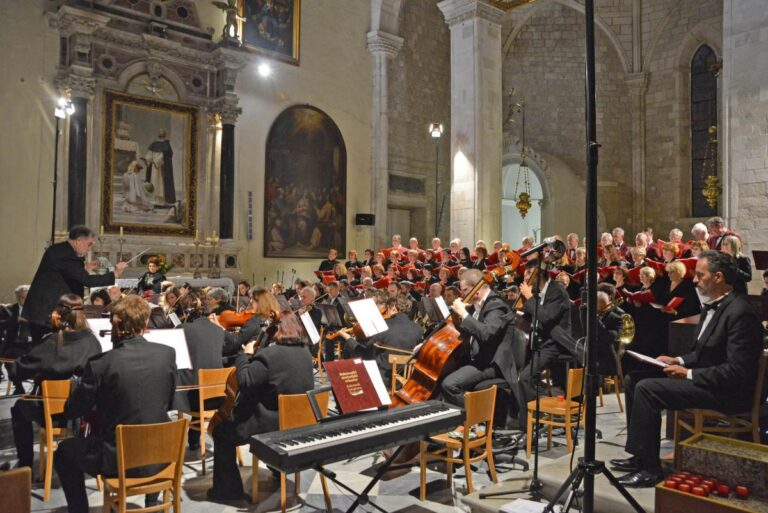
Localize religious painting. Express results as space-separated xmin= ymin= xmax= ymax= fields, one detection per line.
xmin=264 ymin=105 xmax=346 ymax=258
xmin=101 ymin=90 xmax=198 ymax=236
xmin=238 ymin=0 xmax=300 ymax=65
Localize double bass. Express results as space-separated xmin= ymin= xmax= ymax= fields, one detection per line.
xmin=390 ymin=250 xmax=522 ymax=407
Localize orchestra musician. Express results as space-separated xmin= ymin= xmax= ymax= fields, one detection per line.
xmin=137 ymin=257 xmax=165 ymax=294
xmin=518 ymin=259 xmax=572 ymax=427
xmin=440 ymin=269 xmax=522 ymax=410
xmin=7 ymin=294 xmax=101 ymax=470
xmin=55 ymin=295 xmax=176 ymax=512
xmin=1 ymin=285 xmax=32 ymax=395
xmin=23 ymin=226 xmax=128 ymax=344
xmin=208 ymin=313 xmax=314 ymax=502
xmin=611 ymin=251 xmax=763 ymax=487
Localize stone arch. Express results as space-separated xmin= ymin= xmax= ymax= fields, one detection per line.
xmin=370 ymin=0 xmax=403 ymax=34
xmin=115 ymin=60 xmax=189 ymax=102
xmin=502 ymin=0 xmax=630 ymax=74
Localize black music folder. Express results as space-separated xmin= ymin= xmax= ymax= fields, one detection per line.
xmin=752 ymin=250 xmax=768 ymax=270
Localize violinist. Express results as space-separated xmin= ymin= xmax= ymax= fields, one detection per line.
xmin=137 ymin=257 xmax=165 ymax=294
xmin=338 ymin=294 xmax=422 ymax=379
xmin=208 ymin=313 xmax=314 ymax=502
xmin=444 ymin=285 xmax=461 ymax=306
xmin=8 ymin=294 xmax=101 ymax=470
xmin=441 ymin=269 xmax=520 ymax=409
xmin=237 ymin=281 xmax=251 ymax=298
xmin=324 ymin=281 xmax=346 ymax=320
xmin=518 ymin=259 xmax=571 ymax=426
xmin=55 ymin=295 xmax=176 ymax=512
xmin=207 ymin=287 xmax=234 ymax=316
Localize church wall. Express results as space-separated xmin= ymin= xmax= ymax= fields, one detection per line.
xmin=0 ymin=1 xmax=61 ymax=301
xmin=0 ymin=0 xmax=373 ymax=298
xmin=641 ymin=0 xmax=722 ymax=235
xmin=502 ymin=2 xmax=633 ymax=240
xmin=387 ymin=0 xmax=451 ymax=244
xmin=723 ymin=0 xmax=768 ymax=293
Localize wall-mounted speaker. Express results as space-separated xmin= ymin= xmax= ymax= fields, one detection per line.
xmin=355 ymin=213 xmax=375 ymax=226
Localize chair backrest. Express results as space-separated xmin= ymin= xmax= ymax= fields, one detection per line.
xmin=115 ymin=418 xmax=189 ymax=481
xmin=41 ymin=379 xmax=71 ymax=430
xmin=198 ymin=367 xmax=234 ymax=403
xmin=565 ymin=368 xmax=585 ymax=403
xmin=465 ymin=385 xmax=497 ymax=428
xmin=388 ymin=353 xmax=413 ymax=392
xmin=0 ymin=467 xmax=31 ymax=513
xmin=278 ymin=391 xmax=330 ymax=431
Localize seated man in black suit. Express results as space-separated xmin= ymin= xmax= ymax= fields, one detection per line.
xmin=55 ymin=295 xmax=177 ymax=513
xmin=440 ymin=269 xmax=522 ymax=409
xmin=611 ymin=251 xmax=763 ymax=487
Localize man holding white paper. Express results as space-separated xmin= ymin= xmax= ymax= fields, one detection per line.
xmin=611 ymin=251 xmax=763 ymax=487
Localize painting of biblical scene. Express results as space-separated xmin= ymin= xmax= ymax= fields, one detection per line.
xmin=238 ymin=0 xmax=300 ymax=65
xmin=101 ymin=91 xmax=197 ymax=236
xmin=264 ymin=105 xmax=346 ymax=258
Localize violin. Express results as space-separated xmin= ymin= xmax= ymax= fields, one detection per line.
xmin=218 ymin=309 xmax=257 ymax=330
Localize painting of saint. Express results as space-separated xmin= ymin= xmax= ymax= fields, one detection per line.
xmin=238 ymin=0 xmax=300 ymax=64
xmin=264 ymin=105 xmax=346 ymax=258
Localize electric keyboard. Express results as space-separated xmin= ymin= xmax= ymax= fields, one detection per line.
xmin=250 ymin=400 xmax=464 ymax=472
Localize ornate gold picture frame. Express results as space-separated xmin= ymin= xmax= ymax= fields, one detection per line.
xmin=101 ymin=90 xmax=198 ymax=236
xmin=238 ymin=0 xmax=300 ymax=65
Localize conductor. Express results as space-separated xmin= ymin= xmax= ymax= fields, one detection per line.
xmin=23 ymin=226 xmax=128 ymax=344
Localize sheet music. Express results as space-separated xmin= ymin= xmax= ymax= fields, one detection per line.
xmin=348 ymin=298 xmax=388 ymax=337
xmin=500 ymin=498 xmax=561 ymax=513
xmin=434 ymin=296 xmax=450 ymax=319
xmin=87 ymin=318 xmax=113 ymax=352
xmin=363 ymin=360 xmax=392 ymax=406
xmin=300 ymin=312 xmax=321 ymax=344
xmin=144 ymin=329 xmax=192 ymax=370
xmin=626 ymin=350 xmax=668 ymax=368
xmin=167 ymin=312 xmax=181 ymax=327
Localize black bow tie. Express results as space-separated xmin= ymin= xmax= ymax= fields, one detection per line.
xmin=702 ymin=299 xmax=722 ymax=313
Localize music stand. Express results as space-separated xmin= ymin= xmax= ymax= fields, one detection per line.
xmin=83 ymin=305 xmax=105 ymax=319
xmin=752 ymin=250 xmax=768 ymax=270
xmin=317 ymin=303 xmax=343 ymax=328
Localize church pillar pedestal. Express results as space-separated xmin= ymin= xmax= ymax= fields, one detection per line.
xmin=439 ymin=0 xmax=504 ymax=246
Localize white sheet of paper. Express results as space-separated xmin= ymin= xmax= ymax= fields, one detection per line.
xmin=300 ymin=312 xmax=321 ymax=344
xmin=500 ymin=498 xmax=561 ymax=513
xmin=626 ymin=350 xmax=668 ymax=368
xmin=363 ymin=360 xmax=392 ymax=406
xmin=168 ymin=312 xmax=181 ymax=327
xmin=348 ymin=298 xmax=388 ymax=337
xmin=87 ymin=318 xmax=113 ymax=353
xmin=434 ymin=296 xmax=450 ymax=319
xmin=144 ymin=329 xmax=192 ymax=370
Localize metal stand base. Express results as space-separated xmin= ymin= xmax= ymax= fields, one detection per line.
xmin=542 ymin=458 xmax=645 ymax=513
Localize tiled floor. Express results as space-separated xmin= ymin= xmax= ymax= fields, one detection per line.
xmin=0 ymin=377 xmax=645 ymax=513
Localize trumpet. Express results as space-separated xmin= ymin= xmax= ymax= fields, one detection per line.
xmin=598 ymin=298 xmax=635 ymax=346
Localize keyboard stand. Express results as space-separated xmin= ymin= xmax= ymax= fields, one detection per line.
xmin=315 ymin=445 xmax=405 ymax=513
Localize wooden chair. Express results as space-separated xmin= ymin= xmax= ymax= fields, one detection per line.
xmin=526 ymin=367 xmax=585 ymax=457
xmin=599 ymin=346 xmax=625 ymax=412
xmin=419 ymin=386 xmax=498 ymax=498
xmin=177 ymin=367 xmax=242 ymax=474
xmin=39 ymin=379 xmax=73 ymax=501
xmin=387 ymin=353 xmax=413 ymax=396
xmin=673 ymin=352 xmax=767 ymax=464
xmin=102 ymin=418 xmax=189 ymax=513
xmin=251 ymin=391 xmax=333 ymax=512
xmin=0 ymin=466 xmax=31 ymax=513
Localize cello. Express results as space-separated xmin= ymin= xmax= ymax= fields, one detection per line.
xmin=390 ymin=250 xmax=522 ymax=407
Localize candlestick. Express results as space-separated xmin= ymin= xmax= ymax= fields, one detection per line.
xmin=100 ymin=225 xmax=105 ymax=237
xmin=119 ymin=226 xmax=124 ymax=237
xmin=195 ymin=229 xmax=199 ymax=241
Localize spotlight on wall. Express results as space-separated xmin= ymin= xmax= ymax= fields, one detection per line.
xmin=429 ymin=122 xmax=444 ymax=139
xmin=257 ymin=63 xmax=272 ymax=78
xmin=54 ymin=96 xmax=75 ymax=119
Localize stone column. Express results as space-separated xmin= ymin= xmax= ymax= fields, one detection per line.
xmin=438 ymin=0 xmax=504 ymax=246
xmin=219 ymin=122 xmax=235 ymax=239
xmin=367 ymin=30 xmax=403 ymax=249
xmin=626 ymin=72 xmax=648 ymax=235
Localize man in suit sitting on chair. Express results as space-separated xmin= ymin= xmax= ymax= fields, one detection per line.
xmin=611 ymin=250 xmax=763 ymax=487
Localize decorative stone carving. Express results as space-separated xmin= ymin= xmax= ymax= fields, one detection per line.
xmin=438 ymin=0 xmax=505 ymax=27
xmin=366 ymin=30 xmax=404 ymax=58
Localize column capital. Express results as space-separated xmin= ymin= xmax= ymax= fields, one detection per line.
xmin=625 ymin=71 xmax=649 ymax=95
xmin=366 ymin=30 xmax=404 ymax=58
xmin=210 ymin=98 xmax=242 ymax=125
xmin=438 ymin=0 xmax=505 ymax=27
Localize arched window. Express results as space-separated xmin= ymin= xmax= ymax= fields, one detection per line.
xmin=502 ymin=161 xmax=543 ymax=246
xmin=690 ymin=45 xmax=718 ymax=217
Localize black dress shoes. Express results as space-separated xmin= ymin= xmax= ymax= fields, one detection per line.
xmin=616 ymin=469 xmax=664 ymax=488
xmin=609 ymin=455 xmax=641 ymax=472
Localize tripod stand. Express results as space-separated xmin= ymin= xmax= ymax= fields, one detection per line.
xmin=542 ymin=2 xmax=645 ymax=512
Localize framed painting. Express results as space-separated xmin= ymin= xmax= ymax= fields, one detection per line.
xmin=101 ymin=90 xmax=198 ymax=236
xmin=264 ymin=105 xmax=346 ymax=258
xmin=238 ymin=0 xmax=300 ymax=65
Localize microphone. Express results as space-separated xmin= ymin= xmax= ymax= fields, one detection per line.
xmin=519 ymin=237 xmax=564 ymax=259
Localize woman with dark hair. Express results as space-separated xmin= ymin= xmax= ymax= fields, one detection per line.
xmin=7 ymin=294 xmax=102 ymax=469
xmin=137 ymin=257 xmax=165 ymax=294
xmin=208 ymin=312 xmax=313 ymax=501
xmin=89 ymin=288 xmax=111 ymax=307
xmin=472 ymin=246 xmax=489 ymax=270
xmin=459 ymin=247 xmax=473 ymax=268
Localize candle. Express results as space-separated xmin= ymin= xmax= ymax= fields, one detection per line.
xmin=100 ymin=225 xmax=105 ymax=237
xmin=119 ymin=226 xmax=124 ymax=237
xmin=212 ymin=230 xmax=217 ymax=239
xmin=195 ymin=229 xmax=199 ymax=240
